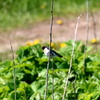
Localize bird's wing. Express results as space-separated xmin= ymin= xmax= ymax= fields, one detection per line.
xmin=50 ymin=50 xmax=63 ymax=57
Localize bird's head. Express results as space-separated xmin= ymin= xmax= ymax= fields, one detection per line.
xmin=42 ymin=46 xmax=49 ymax=50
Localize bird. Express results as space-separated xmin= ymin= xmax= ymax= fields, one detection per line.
xmin=42 ymin=46 xmax=63 ymax=58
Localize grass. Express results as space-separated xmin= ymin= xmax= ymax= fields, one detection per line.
xmin=0 ymin=0 xmax=100 ymax=31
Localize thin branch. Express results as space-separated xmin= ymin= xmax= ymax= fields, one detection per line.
xmin=49 ymin=0 xmax=54 ymax=46
xmin=10 ymin=40 xmax=16 ymax=100
xmin=91 ymin=12 xmax=97 ymax=51
xmin=44 ymin=0 xmax=54 ymax=99
xmin=52 ymin=59 xmax=54 ymax=100
xmin=62 ymin=14 xmax=82 ymax=100
xmin=50 ymin=0 xmax=54 ymax=99
xmin=44 ymin=58 xmax=50 ymax=100
xmin=83 ymin=0 xmax=89 ymax=74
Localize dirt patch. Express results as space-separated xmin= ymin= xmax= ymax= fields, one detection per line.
xmin=0 ymin=13 xmax=100 ymax=52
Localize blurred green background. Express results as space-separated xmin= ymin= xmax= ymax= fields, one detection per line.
xmin=0 ymin=0 xmax=100 ymax=31
xmin=0 ymin=1 xmax=100 ymax=99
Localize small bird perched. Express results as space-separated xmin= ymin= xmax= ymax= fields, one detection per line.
xmin=42 ymin=46 xmax=63 ymax=58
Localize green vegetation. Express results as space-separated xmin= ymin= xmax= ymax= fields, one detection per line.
xmin=0 ymin=40 xmax=100 ymax=99
xmin=0 ymin=0 xmax=100 ymax=31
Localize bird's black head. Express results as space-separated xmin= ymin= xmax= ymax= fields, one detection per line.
xmin=42 ymin=46 xmax=47 ymax=50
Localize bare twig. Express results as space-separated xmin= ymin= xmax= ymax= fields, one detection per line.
xmin=44 ymin=58 xmax=50 ymax=100
xmin=10 ymin=40 xmax=16 ymax=100
xmin=52 ymin=59 xmax=54 ymax=100
xmin=83 ymin=0 xmax=89 ymax=74
xmin=91 ymin=12 xmax=97 ymax=51
xmin=44 ymin=0 xmax=54 ymax=99
xmin=49 ymin=0 xmax=54 ymax=46
xmin=50 ymin=1 xmax=54 ymax=99
xmin=62 ymin=14 xmax=82 ymax=100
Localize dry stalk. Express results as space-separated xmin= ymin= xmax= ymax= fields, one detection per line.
xmin=10 ymin=40 xmax=16 ymax=100
xmin=44 ymin=0 xmax=54 ymax=99
xmin=62 ymin=14 xmax=82 ymax=100
xmin=91 ymin=12 xmax=97 ymax=51
xmin=52 ymin=59 xmax=54 ymax=100
xmin=83 ymin=0 xmax=89 ymax=74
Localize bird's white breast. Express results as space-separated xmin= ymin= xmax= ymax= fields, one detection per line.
xmin=44 ymin=48 xmax=50 ymax=57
